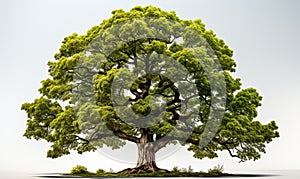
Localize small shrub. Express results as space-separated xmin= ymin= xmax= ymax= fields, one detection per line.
xmin=171 ymin=166 xmax=193 ymax=173
xmin=188 ymin=165 xmax=193 ymax=173
xmin=70 ymin=165 xmax=89 ymax=174
xmin=172 ymin=166 xmax=180 ymax=172
xmin=208 ymin=164 xmax=224 ymax=175
xmin=96 ymin=168 xmax=105 ymax=174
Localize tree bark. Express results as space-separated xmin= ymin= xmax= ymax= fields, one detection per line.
xmin=118 ymin=129 xmax=169 ymax=174
xmin=136 ymin=143 xmax=157 ymax=170
xmin=119 ymin=142 xmax=169 ymax=174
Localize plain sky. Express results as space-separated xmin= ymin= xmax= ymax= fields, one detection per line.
xmin=0 ymin=0 xmax=299 ymax=175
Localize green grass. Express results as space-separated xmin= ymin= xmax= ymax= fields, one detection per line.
xmin=65 ymin=164 xmax=230 ymax=177
xmin=64 ymin=171 xmax=232 ymax=177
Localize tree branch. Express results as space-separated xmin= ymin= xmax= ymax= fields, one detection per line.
xmin=154 ymin=137 xmax=171 ymax=153
xmin=112 ymin=130 xmax=139 ymax=143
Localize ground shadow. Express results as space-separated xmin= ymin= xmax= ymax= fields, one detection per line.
xmin=224 ymin=173 xmax=278 ymax=177
xmin=35 ymin=173 xmax=279 ymax=178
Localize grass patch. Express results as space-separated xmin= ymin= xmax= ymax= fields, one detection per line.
xmin=64 ymin=171 xmax=231 ymax=177
xmin=65 ymin=164 xmax=232 ymax=177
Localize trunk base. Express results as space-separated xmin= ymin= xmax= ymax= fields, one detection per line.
xmin=118 ymin=164 xmax=169 ymax=174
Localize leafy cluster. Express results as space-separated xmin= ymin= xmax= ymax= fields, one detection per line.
xmin=208 ymin=164 xmax=224 ymax=175
xmin=70 ymin=165 xmax=89 ymax=174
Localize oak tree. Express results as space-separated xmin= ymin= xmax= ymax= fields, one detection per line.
xmin=22 ymin=6 xmax=279 ymax=174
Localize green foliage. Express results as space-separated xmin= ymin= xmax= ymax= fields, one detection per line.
xmin=21 ymin=5 xmax=279 ymax=165
xmin=67 ymin=169 xmax=231 ymax=177
xmin=171 ymin=166 xmax=193 ymax=173
xmin=96 ymin=168 xmax=105 ymax=174
xmin=70 ymin=165 xmax=89 ymax=174
xmin=171 ymin=166 xmax=180 ymax=172
xmin=208 ymin=164 xmax=224 ymax=176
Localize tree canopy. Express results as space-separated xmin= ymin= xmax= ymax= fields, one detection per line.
xmin=22 ymin=5 xmax=279 ymax=173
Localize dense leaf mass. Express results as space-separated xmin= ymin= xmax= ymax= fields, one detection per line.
xmin=22 ymin=5 xmax=279 ymax=163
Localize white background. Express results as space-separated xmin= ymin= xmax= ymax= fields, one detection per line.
xmin=0 ymin=0 xmax=299 ymax=175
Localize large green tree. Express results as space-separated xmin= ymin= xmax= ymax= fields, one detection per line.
xmin=22 ymin=6 xmax=279 ymax=173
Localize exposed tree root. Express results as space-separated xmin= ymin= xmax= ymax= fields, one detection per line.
xmin=118 ymin=163 xmax=169 ymax=174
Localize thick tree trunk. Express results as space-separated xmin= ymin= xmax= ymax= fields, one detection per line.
xmin=119 ymin=142 xmax=168 ymax=174
xmin=118 ymin=129 xmax=169 ymax=174
xmin=136 ymin=143 xmax=158 ymax=171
